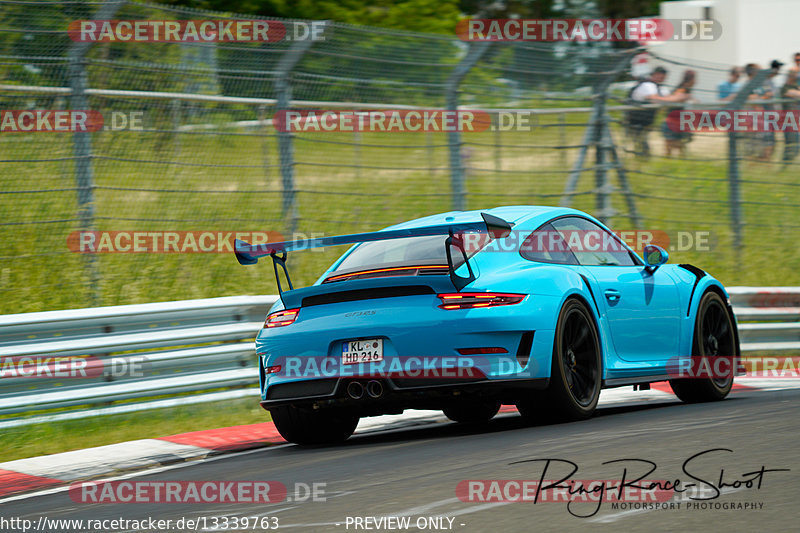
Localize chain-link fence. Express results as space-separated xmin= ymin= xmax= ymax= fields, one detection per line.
xmin=1 ymin=0 xmax=799 ymax=314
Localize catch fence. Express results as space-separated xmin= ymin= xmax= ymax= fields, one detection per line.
xmin=1 ymin=0 xmax=798 ymax=313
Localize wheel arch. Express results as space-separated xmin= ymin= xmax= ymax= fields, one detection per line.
xmin=689 ymin=281 xmax=741 ymax=357
xmin=559 ymin=290 xmax=607 ymax=378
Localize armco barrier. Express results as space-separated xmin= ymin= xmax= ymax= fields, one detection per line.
xmin=728 ymin=287 xmax=800 ymax=352
xmin=0 ymin=288 xmax=797 ymax=427
xmin=0 ymin=296 xmax=277 ymax=427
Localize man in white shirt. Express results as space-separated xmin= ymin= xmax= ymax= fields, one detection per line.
xmin=630 ymin=66 xmax=670 ymax=102
xmin=626 ymin=67 xmax=687 ymax=157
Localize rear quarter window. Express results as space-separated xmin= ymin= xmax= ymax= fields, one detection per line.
xmin=520 ymin=223 xmax=579 ymax=265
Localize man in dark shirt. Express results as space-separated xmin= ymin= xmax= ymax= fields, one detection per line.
xmin=745 ymin=62 xmax=779 ymax=160
xmin=781 ymin=68 xmax=800 ymax=164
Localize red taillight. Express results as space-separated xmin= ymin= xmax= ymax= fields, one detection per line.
xmin=437 ymin=292 xmax=526 ymax=310
xmin=265 ymin=308 xmax=299 ymax=328
xmin=457 ymin=347 xmax=508 ymax=355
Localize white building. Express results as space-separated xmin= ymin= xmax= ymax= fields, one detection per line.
xmin=647 ymin=0 xmax=800 ymax=101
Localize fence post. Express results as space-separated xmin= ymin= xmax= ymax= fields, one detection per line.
xmin=274 ymin=23 xmax=326 ymax=235
xmin=725 ymin=68 xmax=770 ymax=262
xmin=560 ymin=105 xmax=599 ymax=208
xmin=727 ymin=129 xmax=742 ymax=260
xmin=593 ymin=93 xmax=613 ymax=222
xmin=427 ymin=130 xmax=435 ymax=176
xmin=171 ymin=98 xmax=181 ymax=161
xmin=354 ymin=129 xmax=362 ymax=181
xmin=561 ymin=53 xmax=638 ymax=227
xmin=560 ymin=80 xmax=615 ymax=220
xmin=445 ymin=42 xmax=489 ymax=211
xmin=494 ymin=120 xmax=502 ymax=175
xmin=66 ymin=1 xmax=122 ymax=306
xmin=257 ymin=104 xmax=271 ymax=184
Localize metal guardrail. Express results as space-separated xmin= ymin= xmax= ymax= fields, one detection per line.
xmin=728 ymin=287 xmax=800 ymax=352
xmin=0 ymin=288 xmax=797 ymax=427
xmin=0 ymin=296 xmax=277 ymax=427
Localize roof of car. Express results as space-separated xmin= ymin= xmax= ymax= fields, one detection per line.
xmin=384 ymin=205 xmax=590 ymax=231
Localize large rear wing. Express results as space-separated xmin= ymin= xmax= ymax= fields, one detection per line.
xmin=234 ymin=212 xmax=513 ymax=299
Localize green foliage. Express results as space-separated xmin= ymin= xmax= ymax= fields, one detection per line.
xmin=159 ymin=0 xmax=461 ymax=34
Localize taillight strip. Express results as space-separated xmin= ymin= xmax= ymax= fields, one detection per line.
xmin=324 ymin=264 xmax=450 ymax=283
xmin=265 ymin=308 xmax=299 ymax=328
xmin=437 ymin=292 xmax=526 ymax=310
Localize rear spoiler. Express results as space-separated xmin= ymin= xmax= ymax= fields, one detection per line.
xmin=234 ymin=212 xmax=513 ymax=299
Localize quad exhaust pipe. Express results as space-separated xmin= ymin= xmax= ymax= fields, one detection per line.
xmin=366 ymin=380 xmax=383 ymax=399
xmin=346 ymin=381 xmax=364 ymax=400
xmin=346 ymin=380 xmax=384 ymax=400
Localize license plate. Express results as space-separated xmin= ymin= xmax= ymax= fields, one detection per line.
xmin=342 ymin=338 xmax=383 ymax=365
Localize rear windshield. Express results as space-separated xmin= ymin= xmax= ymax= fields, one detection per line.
xmin=333 ymin=234 xmax=487 ymax=273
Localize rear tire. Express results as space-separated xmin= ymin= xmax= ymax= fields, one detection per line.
xmin=517 ymin=298 xmax=601 ymax=422
xmin=443 ymin=399 xmax=501 ymax=424
xmin=270 ymin=406 xmax=359 ymax=445
xmin=669 ymin=291 xmax=736 ymax=403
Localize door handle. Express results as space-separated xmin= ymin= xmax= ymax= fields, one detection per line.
xmin=604 ymin=289 xmax=621 ymax=302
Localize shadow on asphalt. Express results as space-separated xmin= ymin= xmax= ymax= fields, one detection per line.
xmin=279 ymin=396 xmax=726 ymax=451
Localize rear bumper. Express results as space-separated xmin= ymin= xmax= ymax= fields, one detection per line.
xmin=256 ymin=292 xmax=562 ymax=410
xmin=258 ymin=329 xmax=555 ymax=404
xmin=259 ymin=376 xmax=549 ymax=411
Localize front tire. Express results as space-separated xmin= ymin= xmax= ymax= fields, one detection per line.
xmin=669 ymin=291 xmax=736 ymax=403
xmin=270 ymin=406 xmax=359 ymax=445
xmin=517 ymin=298 xmax=601 ymax=422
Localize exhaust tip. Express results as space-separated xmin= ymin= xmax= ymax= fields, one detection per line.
xmin=366 ymin=380 xmax=384 ymax=399
xmin=346 ymin=381 xmax=364 ymax=400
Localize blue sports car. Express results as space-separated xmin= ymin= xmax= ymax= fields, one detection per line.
xmin=234 ymin=206 xmax=739 ymax=444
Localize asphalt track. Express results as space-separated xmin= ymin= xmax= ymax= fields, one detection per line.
xmin=4 ymin=386 xmax=799 ymax=533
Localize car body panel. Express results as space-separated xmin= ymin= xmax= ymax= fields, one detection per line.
xmin=580 ymin=264 xmax=682 ymax=362
xmin=252 ymin=205 xmax=736 ymax=409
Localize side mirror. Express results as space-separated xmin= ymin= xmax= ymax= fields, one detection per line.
xmin=643 ymin=244 xmax=668 ymax=271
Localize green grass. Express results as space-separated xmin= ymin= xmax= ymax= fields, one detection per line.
xmin=2 ymin=108 xmax=798 ymax=315
xmin=0 ymin=397 xmax=270 ymax=462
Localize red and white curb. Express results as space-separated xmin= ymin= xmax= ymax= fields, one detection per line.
xmin=0 ymin=378 xmax=795 ymax=498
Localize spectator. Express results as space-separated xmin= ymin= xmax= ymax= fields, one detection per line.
xmin=661 ymin=70 xmax=697 ymax=157
xmin=781 ymin=68 xmax=800 ymax=164
xmin=718 ymin=67 xmax=742 ymax=100
xmin=625 ymin=66 xmax=690 ymax=158
xmin=766 ymin=60 xmax=783 ymax=100
xmin=793 ymin=52 xmax=800 ymax=71
xmin=745 ymin=62 xmax=777 ymax=160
